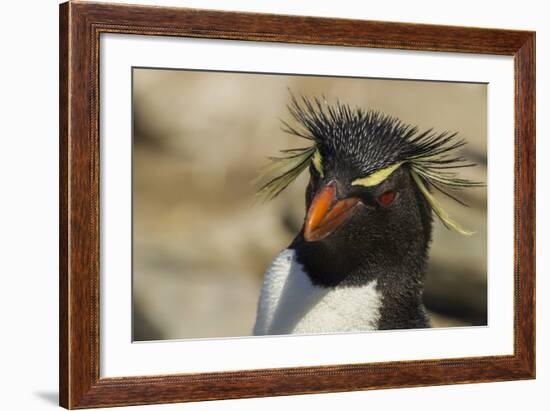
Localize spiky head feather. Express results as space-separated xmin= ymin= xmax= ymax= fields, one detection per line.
xmin=257 ymin=94 xmax=483 ymax=234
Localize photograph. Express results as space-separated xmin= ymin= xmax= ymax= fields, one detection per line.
xmin=131 ymin=68 xmax=488 ymax=341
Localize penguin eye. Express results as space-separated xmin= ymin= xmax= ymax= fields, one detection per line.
xmin=378 ymin=190 xmax=396 ymax=207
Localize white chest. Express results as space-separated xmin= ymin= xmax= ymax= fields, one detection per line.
xmin=253 ymin=249 xmax=382 ymax=335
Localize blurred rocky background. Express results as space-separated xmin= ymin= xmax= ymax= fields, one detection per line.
xmin=132 ymin=68 xmax=487 ymax=341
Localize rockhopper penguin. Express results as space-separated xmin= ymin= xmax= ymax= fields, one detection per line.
xmin=253 ymin=95 xmax=482 ymax=335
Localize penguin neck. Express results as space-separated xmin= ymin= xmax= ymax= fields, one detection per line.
xmin=291 ymin=234 xmax=429 ymax=288
xmin=291 ymin=233 xmax=432 ymax=329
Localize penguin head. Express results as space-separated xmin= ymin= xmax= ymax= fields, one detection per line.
xmin=257 ymin=94 xmax=482 ymax=284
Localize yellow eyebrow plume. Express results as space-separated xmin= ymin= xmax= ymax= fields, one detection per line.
xmin=351 ymin=162 xmax=403 ymax=187
xmin=312 ymin=149 xmax=324 ymax=176
xmin=410 ymin=169 xmax=474 ymax=236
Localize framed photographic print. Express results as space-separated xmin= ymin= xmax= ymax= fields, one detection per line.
xmin=59 ymin=1 xmax=535 ymax=408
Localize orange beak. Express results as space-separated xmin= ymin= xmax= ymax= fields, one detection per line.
xmin=303 ymin=182 xmax=360 ymax=242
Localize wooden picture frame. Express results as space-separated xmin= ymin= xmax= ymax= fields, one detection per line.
xmin=59 ymin=1 xmax=535 ymax=408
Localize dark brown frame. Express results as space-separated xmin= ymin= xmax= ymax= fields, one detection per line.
xmin=59 ymin=1 xmax=536 ymax=409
